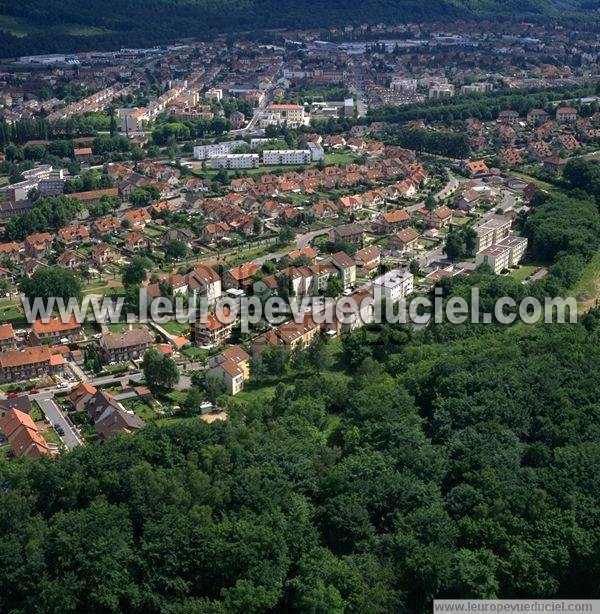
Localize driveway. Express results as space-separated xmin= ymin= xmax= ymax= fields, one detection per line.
xmin=34 ymin=392 xmax=83 ymax=450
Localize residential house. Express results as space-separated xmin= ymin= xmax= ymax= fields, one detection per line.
xmin=163 ymin=227 xmax=195 ymax=247
xmin=124 ymin=232 xmax=149 ymax=252
xmin=0 ymin=242 xmax=21 ymax=263
xmin=388 ymin=227 xmax=420 ymax=254
xmin=73 ymin=147 xmax=93 ymax=162
xmin=92 ymin=215 xmax=121 ymax=237
xmin=464 ymin=160 xmax=490 ymax=177
xmin=309 ymin=262 xmax=338 ymax=294
xmin=330 ymin=223 xmax=364 ymax=246
xmin=100 ymin=328 xmax=154 ymax=362
xmin=498 ymin=110 xmax=519 ymax=125
xmin=252 ymin=314 xmax=320 ymax=356
xmin=527 ymin=108 xmax=549 ymax=125
xmin=83 ymin=389 xmax=145 ymax=439
xmin=24 ymin=232 xmax=54 ymax=259
xmin=374 ymin=209 xmax=410 ymax=234
xmin=223 ymin=262 xmax=259 ymax=290
xmin=207 ymin=345 xmax=250 ymax=395
xmin=0 ymin=346 xmax=65 ymax=382
xmin=201 ymin=222 xmax=230 ymax=244
xmin=123 ymin=207 xmax=152 ymax=228
xmin=556 ymin=107 xmax=577 ymax=123
xmin=188 ymin=264 xmax=222 ymax=305
xmin=330 ymin=251 xmax=357 ymax=289
xmin=91 ymin=242 xmax=118 ymax=267
xmin=0 ymin=408 xmax=52 ymax=459
xmin=288 ymin=246 xmax=317 ymax=264
xmin=69 ymin=381 xmax=97 ymax=412
xmin=95 ymin=406 xmax=145 ymax=439
xmin=57 ymin=250 xmax=85 ymax=269
xmin=419 ymin=206 xmax=453 ymax=229
xmin=192 ymin=308 xmax=236 ymax=347
xmin=57 ymin=224 xmax=90 ymax=246
xmin=354 ymin=246 xmax=381 ymax=273
xmin=31 ymin=315 xmax=82 ymax=345
xmin=0 ymin=324 xmax=17 ymax=350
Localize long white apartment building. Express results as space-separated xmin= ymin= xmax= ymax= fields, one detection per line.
xmin=193 ymin=141 xmax=246 ymax=160
xmin=211 ymin=154 xmax=259 ymax=169
xmin=373 ymin=269 xmax=414 ymax=303
xmin=263 ymin=149 xmax=311 ymax=165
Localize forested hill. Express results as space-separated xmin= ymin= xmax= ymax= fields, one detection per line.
xmin=0 ymin=0 xmax=597 ymax=57
xmin=2 ymin=320 xmax=600 ymax=611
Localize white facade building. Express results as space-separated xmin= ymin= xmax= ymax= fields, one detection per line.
xmin=193 ymin=141 xmax=246 ymax=160
xmin=211 ymin=154 xmax=259 ymax=169
xmin=476 ymin=235 xmax=528 ymax=274
xmin=262 ymin=150 xmax=311 ymax=165
xmin=428 ymin=84 xmax=455 ymax=99
xmin=373 ymin=269 xmax=414 ymax=303
xmin=308 ymin=141 xmax=325 ymax=161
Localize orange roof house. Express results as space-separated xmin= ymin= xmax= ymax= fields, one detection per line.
xmin=465 ymin=160 xmax=490 ymax=176
xmin=224 ymin=262 xmax=259 ymax=289
xmin=31 ymin=315 xmax=82 ymax=343
xmin=0 ymin=407 xmax=52 ymax=459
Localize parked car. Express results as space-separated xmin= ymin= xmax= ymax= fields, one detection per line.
xmin=53 ymin=424 xmax=65 ymax=436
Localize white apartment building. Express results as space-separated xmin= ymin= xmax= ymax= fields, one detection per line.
xmin=22 ymin=165 xmax=53 ymax=181
xmin=497 ymin=235 xmax=528 ymax=266
xmin=117 ymin=107 xmax=150 ymax=133
xmin=476 ymin=236 xmax=528 ymax=274
xmin=461 ymin=82 xmax=494 ymax=94
xmin=211 ymin=154 xmax=259 ymax=169
xmin=475 ymin=244 xmax=511 ymax=274
xmin=7 ymin=180 xmax=37 ymax=202
xmin=263 ymin=149 xmax=311 ymax=165
xmin=429 ymin=84 xmax=455 ymax=99
xmin=193 ymin=141 xmax=246 ymax=160
xmin=205 ymin=88 xmax=223 ymax=102
xmin=373 ymin=269 xmax=414 ymax=303
xmin=250 ymin=138 xmax=272 ymax=148
xmin=308 ymin=141 xmax=325 ymax=161
xmin=391 ymin=78 xmax=418 ymax=92
xmin=474 ymin=215 xmax=512 ymax=252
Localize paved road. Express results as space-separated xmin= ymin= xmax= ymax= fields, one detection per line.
xmin=90 ymin=372 xmax=144 ymax=387
xmin=252 ymin=228 xmax=332 ymax=266
xmin=34 ymin=392 xmax=83 ymax=450
xmin=435 ymin=172 xmax=460 ymax=201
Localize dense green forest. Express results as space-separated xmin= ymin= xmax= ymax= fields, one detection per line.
xmin=0 ymin=0 xmax=597 ymax=57
xmin=1 ymin=321 xmax=600 ymax=611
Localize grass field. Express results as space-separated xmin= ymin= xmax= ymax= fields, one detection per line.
xmin=161 ymin=320 xmax=189 ymax=337
xmin=0 ymin=15 xmax=35 ymax=37
xmin=0 ymin=16 xmax=113 ymax=38
xmin=106 ymin=322 xmax=138 ymax=333
xmin=571 ymin=249 xmax=600 ymax=313
xmin=236 ymin=337 xmax=347 ymax=405
xmin=0 ymin=299 xmax=24 ymax=324
xmin=510 ymin=264 xmax=538 ymax=283
xmin=122 ymin=398 xmax=156 ymax=422
xmin=42 ymin=427 xmax=61 ymax=445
